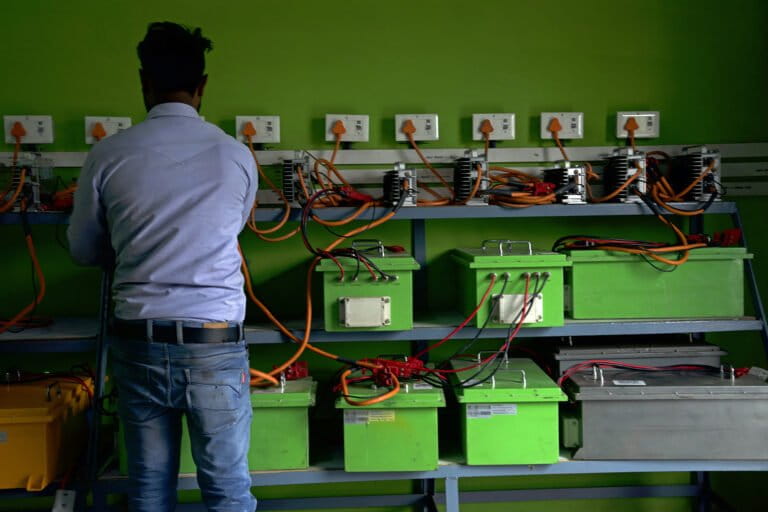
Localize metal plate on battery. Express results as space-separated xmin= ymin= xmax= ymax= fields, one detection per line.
xmin=339 ymin=296 xmax=392 ymax=328
xmin=492 ymin=293 xmax=543 ymax=324
xmin=554 ymin=343 xmax=726 ymax=375
xmin=570 ymin=370 xmax=768 ymax=400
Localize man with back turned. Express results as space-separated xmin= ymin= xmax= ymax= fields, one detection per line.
xmin=68 ymin=21 xmax=258 ymax=512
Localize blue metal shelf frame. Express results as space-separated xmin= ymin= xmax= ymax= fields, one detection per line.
xmin=1 ymin=317 xmax=763 ymax=352
xmin=90 ymin=458 xmax=768 ymax=512
xmin=0 ymin=201 xmax=739 ymax=225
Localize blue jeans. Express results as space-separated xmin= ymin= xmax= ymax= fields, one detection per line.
xmin=111 ymin=337 xmax=256 ymax=512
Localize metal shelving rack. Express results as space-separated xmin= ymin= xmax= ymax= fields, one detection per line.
xmin=2 ymin=198 xmax=767 ymax=511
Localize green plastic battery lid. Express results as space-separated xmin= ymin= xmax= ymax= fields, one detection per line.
xmin=566 ymin=247 xmax=752 ymax=263
xmin=335 ymin=381 xmax=446 ymax=409
xmin=449 ymin=358 xmax=566 ymax=403
xmin=453 ymin=240 xmax=570 ymax=269
xmin=250 ymin=378 xmax=316 ymax=408
xmin=316 ymin=251 xmax=420 ymax=272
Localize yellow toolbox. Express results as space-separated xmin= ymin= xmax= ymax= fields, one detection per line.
xmin=0 ymin=377 xmax=92 ymax=491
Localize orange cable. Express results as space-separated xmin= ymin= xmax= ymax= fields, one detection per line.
xmin=242 ymin=129 xmax=297 ymax=240
xmin=589 ymin=168 xmax=642 ymax=203
xmin=458 ymin=164 xmax=483 ymax=205
xmin=0 ymin=232 xmax=46 ymax=334
xmin=340 ymin=368 xmax=401 ymax=406
xmin=407 ymin=134 xmax=453 ymax=195
xmin=242 ymin=204 xmax=398 ymax=387
xmin=0 ymin=169 xmax=27 ymax=214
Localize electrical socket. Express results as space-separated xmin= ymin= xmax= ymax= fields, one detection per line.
xmin=325 ymin=114 xmax=369 ymax=142
xmin=235 ymin=116 xmax=280 ymax=143
xmin=472 ymin=113 xmax=515 ymax=141
xmin=84 ymin=116 xmax=131 ymax=144
xmin=616 ymin=111 xmax=660 ymax=138
xmin=540 ymin=112 xmax=584 ymax=140
xmin=4 ymin=115 xmax=54 ymax=144
xmin=395 ymin=114 xmax=439 ymax=142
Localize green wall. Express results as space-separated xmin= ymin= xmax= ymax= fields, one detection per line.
xmin=2 ymin=1 xmax=767 ymax=510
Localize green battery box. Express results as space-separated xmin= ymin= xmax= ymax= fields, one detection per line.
xmin=453 ymin=240 xmax=570 ymax=328
xmin=449 ymin=357 xmax=565 ymax=465
xmin=336 ymin=382 xmax=445 ymax=472
xmin=120 ymin=378 xmax=316 ymax=474
xmin=316 ymin=240 xmax=420 ymax=332
xmin=566 ymin=247 xmax=752 ymax=319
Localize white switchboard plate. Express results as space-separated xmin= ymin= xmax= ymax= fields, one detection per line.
xmin=235 ymin=115 xmax=281 ymax=143
xmin=325 ymin=114 xmax=370 ymax=142
xmin=616 ymin=111 xmax=660 ymax=138
xmin=4 ymin=115 xmax=54 ymax=144
xmin=84 ymin=116 xmax=132 ymax=144
xmin=395 ymin=114 xmax=439 ymax=142
xmin=472 ymin=113 xmax=515 ymax=141
xmin=540 ymin=112 xmax=583 ymax=140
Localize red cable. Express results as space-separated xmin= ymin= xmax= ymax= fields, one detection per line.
xmin=412 ymin=273 xmax=498 ymax=359
xmin=436 ymin=274 xmax=531 ymax=375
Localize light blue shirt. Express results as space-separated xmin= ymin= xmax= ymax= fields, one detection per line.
xmin=68 ymin=102 xmax=258 ymax=322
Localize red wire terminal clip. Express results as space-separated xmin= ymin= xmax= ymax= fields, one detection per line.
xmin=274 ymin=361 xmax=309 ymax=381
xmin=526 ymin=182 xmax=556 ymax=196
xmin=338 ymin=186 xmax=374 ymax=203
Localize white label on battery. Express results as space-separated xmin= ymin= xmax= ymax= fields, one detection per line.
xmin=491 ymin=404 xmax=518 ymax=415
xmin=467 ymin=405 xmax=492 ymax=418
xmin=344 ymin=410 xmax=367 ymax=424
xmin=0 ymin=431 xmax=6 ymax=443
xmin=344 ymin=410 xmax=395 ymax=424
xmin=612 ymin=379 xmax=646 ymax=386
xmin=412 ymin=382 xmax=433 ymax=390
xmin=749 ymin=367 xmax=768 ymax=381
xmin=367 ymin=410 xmax=395 ymax=423
xmin=467 ymin=404 xmax=517 ymax=418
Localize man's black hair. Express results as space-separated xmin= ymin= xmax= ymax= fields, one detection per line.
xmin=137 ymin=22 xmax=212 ymax=95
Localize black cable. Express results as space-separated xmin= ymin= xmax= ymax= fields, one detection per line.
xmin=639 ymin=253 xmax=678 ymax=273
xmin=446 ymin=273 xmax=511 ymax=361
xmin=504 ymin=274 xmax=547 ymax=360
xmin=455 ymin=274 xmax=548 ymax=389
xmin=551 ymin=234 xmax=668 ymax=253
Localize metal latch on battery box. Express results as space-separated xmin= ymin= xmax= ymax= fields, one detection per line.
xmin=339 ymin=296 xmax=392 ymax=327
xmin=492 ymin=293 xmax=543 ymax=324
xmin=481 ymin=239 xmax=533 ymax=256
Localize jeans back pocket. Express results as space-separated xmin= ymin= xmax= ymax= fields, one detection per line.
xmin=185 ymin=368 xmax=248 ymax=434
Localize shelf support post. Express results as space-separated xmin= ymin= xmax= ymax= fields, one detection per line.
xmin=82 ymin=270 xmax=112 ymax=512
xmin=444 ymin=476 xmax=460 ymax=512
xmin=731 ymin=209 xmax=768 ymax=356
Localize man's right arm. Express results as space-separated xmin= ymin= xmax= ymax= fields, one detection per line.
xmin=67 ymin=152 xmax=113 ymax=267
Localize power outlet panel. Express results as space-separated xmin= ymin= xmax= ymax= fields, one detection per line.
xmin=84 ymin=116 xmax=132 ymax=144
xmin=325 ymin=114 xmax=369 ymax=142
xmin=540 ymin=112 xmax=584 ymax=140
xmin=3 ymin=115 xmax=54 ymax=144
xmin=235 ymin=116 xmax=281 ymax=143
xmin=472 ymin=113 xmax=515 ymax=141
xmin=616 ymin=111 xmax=660 ymax=138
xmin=395 ymin=114 xmax=439 ymax=142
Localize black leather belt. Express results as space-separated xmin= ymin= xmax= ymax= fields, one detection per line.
xmin=113 ymin=320 xmax=242 ymax=344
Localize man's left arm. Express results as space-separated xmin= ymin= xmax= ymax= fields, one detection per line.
xmin=239 ymin=154 xmax=258 ymax=229
xmin=67 ymin=152 xmax=113 ymax=267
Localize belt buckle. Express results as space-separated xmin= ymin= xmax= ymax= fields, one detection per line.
xmin=202 ymin=322 xmax=229 ymax=329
